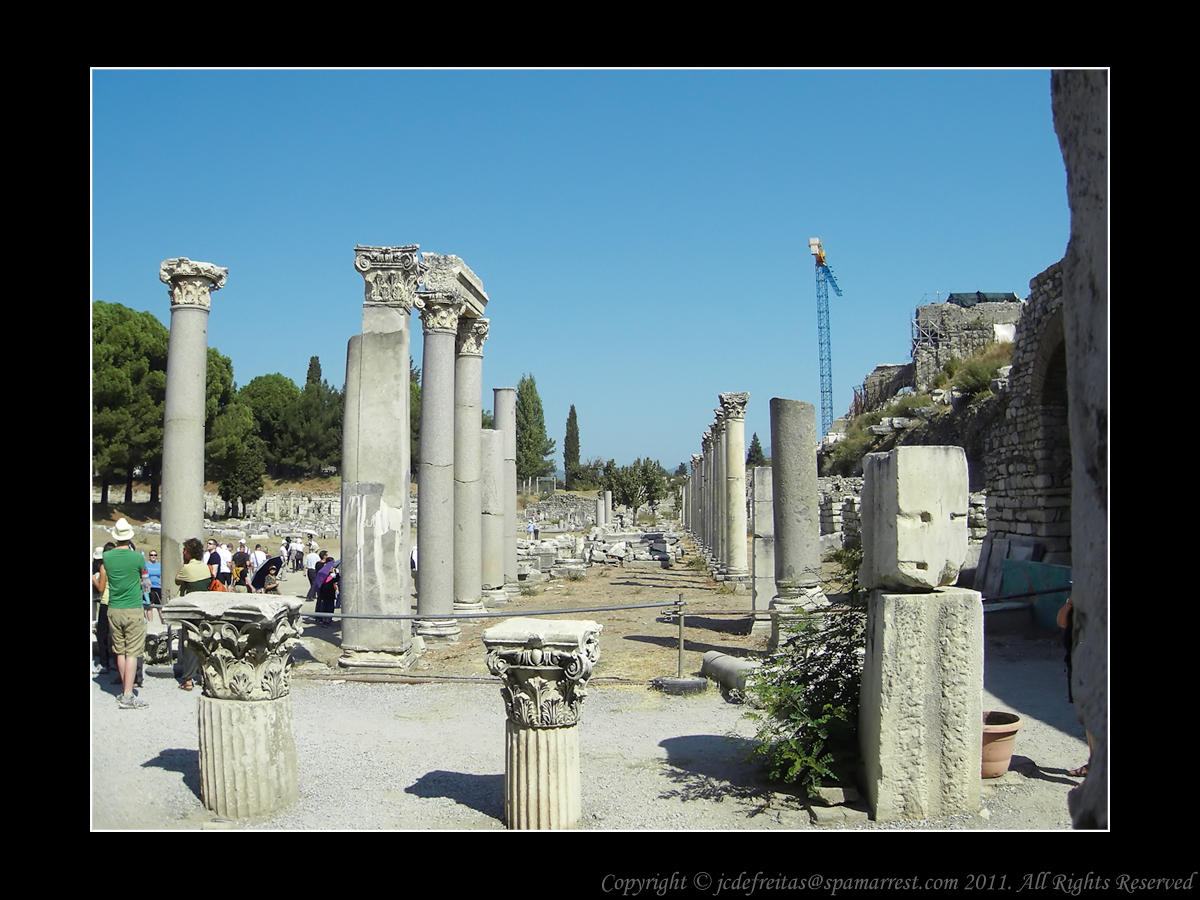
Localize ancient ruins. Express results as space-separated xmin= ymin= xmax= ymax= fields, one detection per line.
xmin=125 ymin=72 xmax=1104 ymax=831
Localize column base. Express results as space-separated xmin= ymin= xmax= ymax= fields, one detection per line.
xmin=416 ymin=618 xmax=462 ymax=642
xmin=453 ymin=598 xmax=487 ymax=614
xmin=768 ymin=586 xmax=829 ymax=651
xmin=338 ymin=643 xmax=423 ymax=669
xmin=483 ymin=587 xmax=509 ymax=606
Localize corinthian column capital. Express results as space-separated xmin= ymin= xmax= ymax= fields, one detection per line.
xmin=161 ymin=594 xmax=303 ymax=701
xmin=417 ymin=293 xmax=465 ymax=334
xmin=456 ymin=317 xmax=490 ymax=357
xmin=353 ymin=244 xmax=424 ymax=311
xmin=159 ymin=258 xmax=227 ymax=309
xmin=719 ymin=391 xmax=750 ymax=421
xmin=483 ymin=618 xmax=602 ymax=729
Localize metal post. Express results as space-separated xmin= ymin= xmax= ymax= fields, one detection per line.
xmin=677 ymin=593 xmax=685 ymax=678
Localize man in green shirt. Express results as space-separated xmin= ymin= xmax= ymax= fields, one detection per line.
xmin=97 ymin=518 xmax=149 ymax=710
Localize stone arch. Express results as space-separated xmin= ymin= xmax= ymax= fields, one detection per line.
xmin=1028 ymin=305 xmax=1072 ymax=565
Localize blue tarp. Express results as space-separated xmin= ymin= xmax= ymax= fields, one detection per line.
xmin=1000 ymin=560 xmax=1072 ymax=631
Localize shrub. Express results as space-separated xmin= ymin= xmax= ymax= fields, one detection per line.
xmin=951 ymin=342 xmax=1013 ymax=397
xmin=745 ymin=603 xmax=867 ymax=798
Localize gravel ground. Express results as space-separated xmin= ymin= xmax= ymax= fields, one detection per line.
xmin=90 ymin=591 xmax=1091 ymax=831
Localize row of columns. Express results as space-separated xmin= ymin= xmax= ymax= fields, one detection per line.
xmin=155 ymin=248 xmax=521 ymax=669
xmin=681 ymin=396 xmax=828 ymax=648
xmin=343 ymin=246 xmax=519 ymax=663
xmin=681 ymin=392 xmax=749 ymax=589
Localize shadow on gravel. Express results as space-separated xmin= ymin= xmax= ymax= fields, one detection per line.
xmin=624 ymin=634 xmax=758 ymax=657
xmin=406 ymin=770 xmax=504 ymax=821
xmin=142 ymin=748 xmax=202 ymax=800
xmin=654 ymin=614 xmax=754 ymax=635
xmin=657 ymin=735 xmax=779 ymax=818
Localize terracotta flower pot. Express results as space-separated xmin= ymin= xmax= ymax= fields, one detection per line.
xmin=981 ymin=711 xmax=1023 ymax=778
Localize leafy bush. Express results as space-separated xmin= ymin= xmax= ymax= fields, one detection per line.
xmin=824 ymin=542 xmax=864 ymax=600
xmin=745 ymin=604 xmax=867 ymax=798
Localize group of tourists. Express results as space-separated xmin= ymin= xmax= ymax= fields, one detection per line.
xmin=92 ymin=520 xmax=341 ymax=706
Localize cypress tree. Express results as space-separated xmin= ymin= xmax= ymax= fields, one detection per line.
xmin=564 ymin=404 xmax=580 ymax=488
xmin=515 ymin=373 xmax=556 ymax=480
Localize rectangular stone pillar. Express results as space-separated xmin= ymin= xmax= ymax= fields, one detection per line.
xmin=858 ymin=586 xmax=983 ymax=822
xmin=494 ymin=388 xmax=518 ymax=590
xmin=749 ymin=466 xmax=775 ymax=635
xmin=480 ymin=428 xmax=507 ymax=604
xmin=341 ymin=246 xmax=420 ymax=667
xmin=856 ymin=444 xmax=981 ymax=823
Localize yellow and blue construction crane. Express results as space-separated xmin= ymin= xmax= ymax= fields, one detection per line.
xmin=808 ymin=237 xmax=843 ymax=436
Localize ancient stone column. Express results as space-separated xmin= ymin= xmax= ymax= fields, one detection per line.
xmin=482 ymin=617 xmax=602 ymax=829
xmin=454 ymin=318 xmax=489 ymax=614
xmin=595 ymin=495 xmax=605 ymax=528
xmin=856 ymin=445 xmax=982 ymax=823
xmin=416 ymin=295 xmax=463 ymax=641
xmin=712 ymin=411 xmax=727 ymax=574
xmin=162 ymin=592 xmax=302 ymax=820
xmin=159 ymin=258 xmax=226 ymax=597
xmin=720 ymin=392 xmax=750 ymax=587
xmin=749 ymin=465 xmax=775 ymax=635
xmin=494 ymin=387 xmax=518 ymax=592
xmin=768 ymin=398 xmax=827 ymax=650
xmin=700 ymin=431 xmax=713 ymax=560
xmin=604 ymin=490 xmax=613 ymax=527
xmin=480 ymin=428 xmax=507 ymax=605
xmin=341 ymin=245 xmax=421 ymax=668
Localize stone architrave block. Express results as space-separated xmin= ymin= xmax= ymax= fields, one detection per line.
xmin=859 ymin=446 xmax=968 ymax=592
xmin=858 ymin=586 xmax=983 ymax=823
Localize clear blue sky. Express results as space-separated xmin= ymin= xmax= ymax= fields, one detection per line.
xmin=92 ymin=68 xmax=1070 ymax=473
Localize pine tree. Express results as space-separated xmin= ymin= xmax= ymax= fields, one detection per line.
xmin=746 ymin=432 xmax=767 ymax=466
xmin=306 ymin=356 xmax=322 ymax=386
xmin=515 ymin=373 xmax=556 ymax=480
xmin=564 ymin=404 xmax=581 ymax=488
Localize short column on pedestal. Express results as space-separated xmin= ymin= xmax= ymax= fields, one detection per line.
xmin=482 ymin=617 xmax=602 ymax=830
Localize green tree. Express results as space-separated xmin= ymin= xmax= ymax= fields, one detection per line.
xmin=603 ymin=457 xmax=668 ymax=523
xmin=746 ymin=432 xmax=767 ymax=467
xmin=92 ymin=302 xmax=169 ymax=505
xmin=563 ymin=404 xmax=581 ymax=489
xmin=276 ymin=358 xmax=342 ymax=477
xmin=239 ymin=373 xmax=302 ymax=477
xmin=207 ymin=400 xmax=265 ymax=515
xmin=515 ymin=373 xmax=556 ymax=480
xmin=306 ymin=355 xmax=322 ymax=386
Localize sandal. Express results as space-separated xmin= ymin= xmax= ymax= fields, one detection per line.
xmin=179 ymin=680 xmax=194 ymax=691
xmin=1066 ymin=764 xmax=1088 ymax=778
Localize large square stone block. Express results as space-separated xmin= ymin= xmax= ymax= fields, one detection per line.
xmin=859 ymin=446 xmax=968 ymax=592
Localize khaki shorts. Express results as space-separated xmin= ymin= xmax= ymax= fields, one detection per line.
xmin=108 ymin=606 xmax=146 ymax=658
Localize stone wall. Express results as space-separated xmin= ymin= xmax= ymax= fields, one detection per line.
xmin=912 ymin=300 xmax=1025 ymax=392
xmin=859 ymin=363 xmax=916 ymax=412
xmin=816 ymin=475 xmax=986 ymax=549
xmin=982 ymin=261 xmax=1071 ymax=565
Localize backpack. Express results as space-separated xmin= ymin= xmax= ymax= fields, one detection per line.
xmin=209 ymin=577 xmax=226 ymax=592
